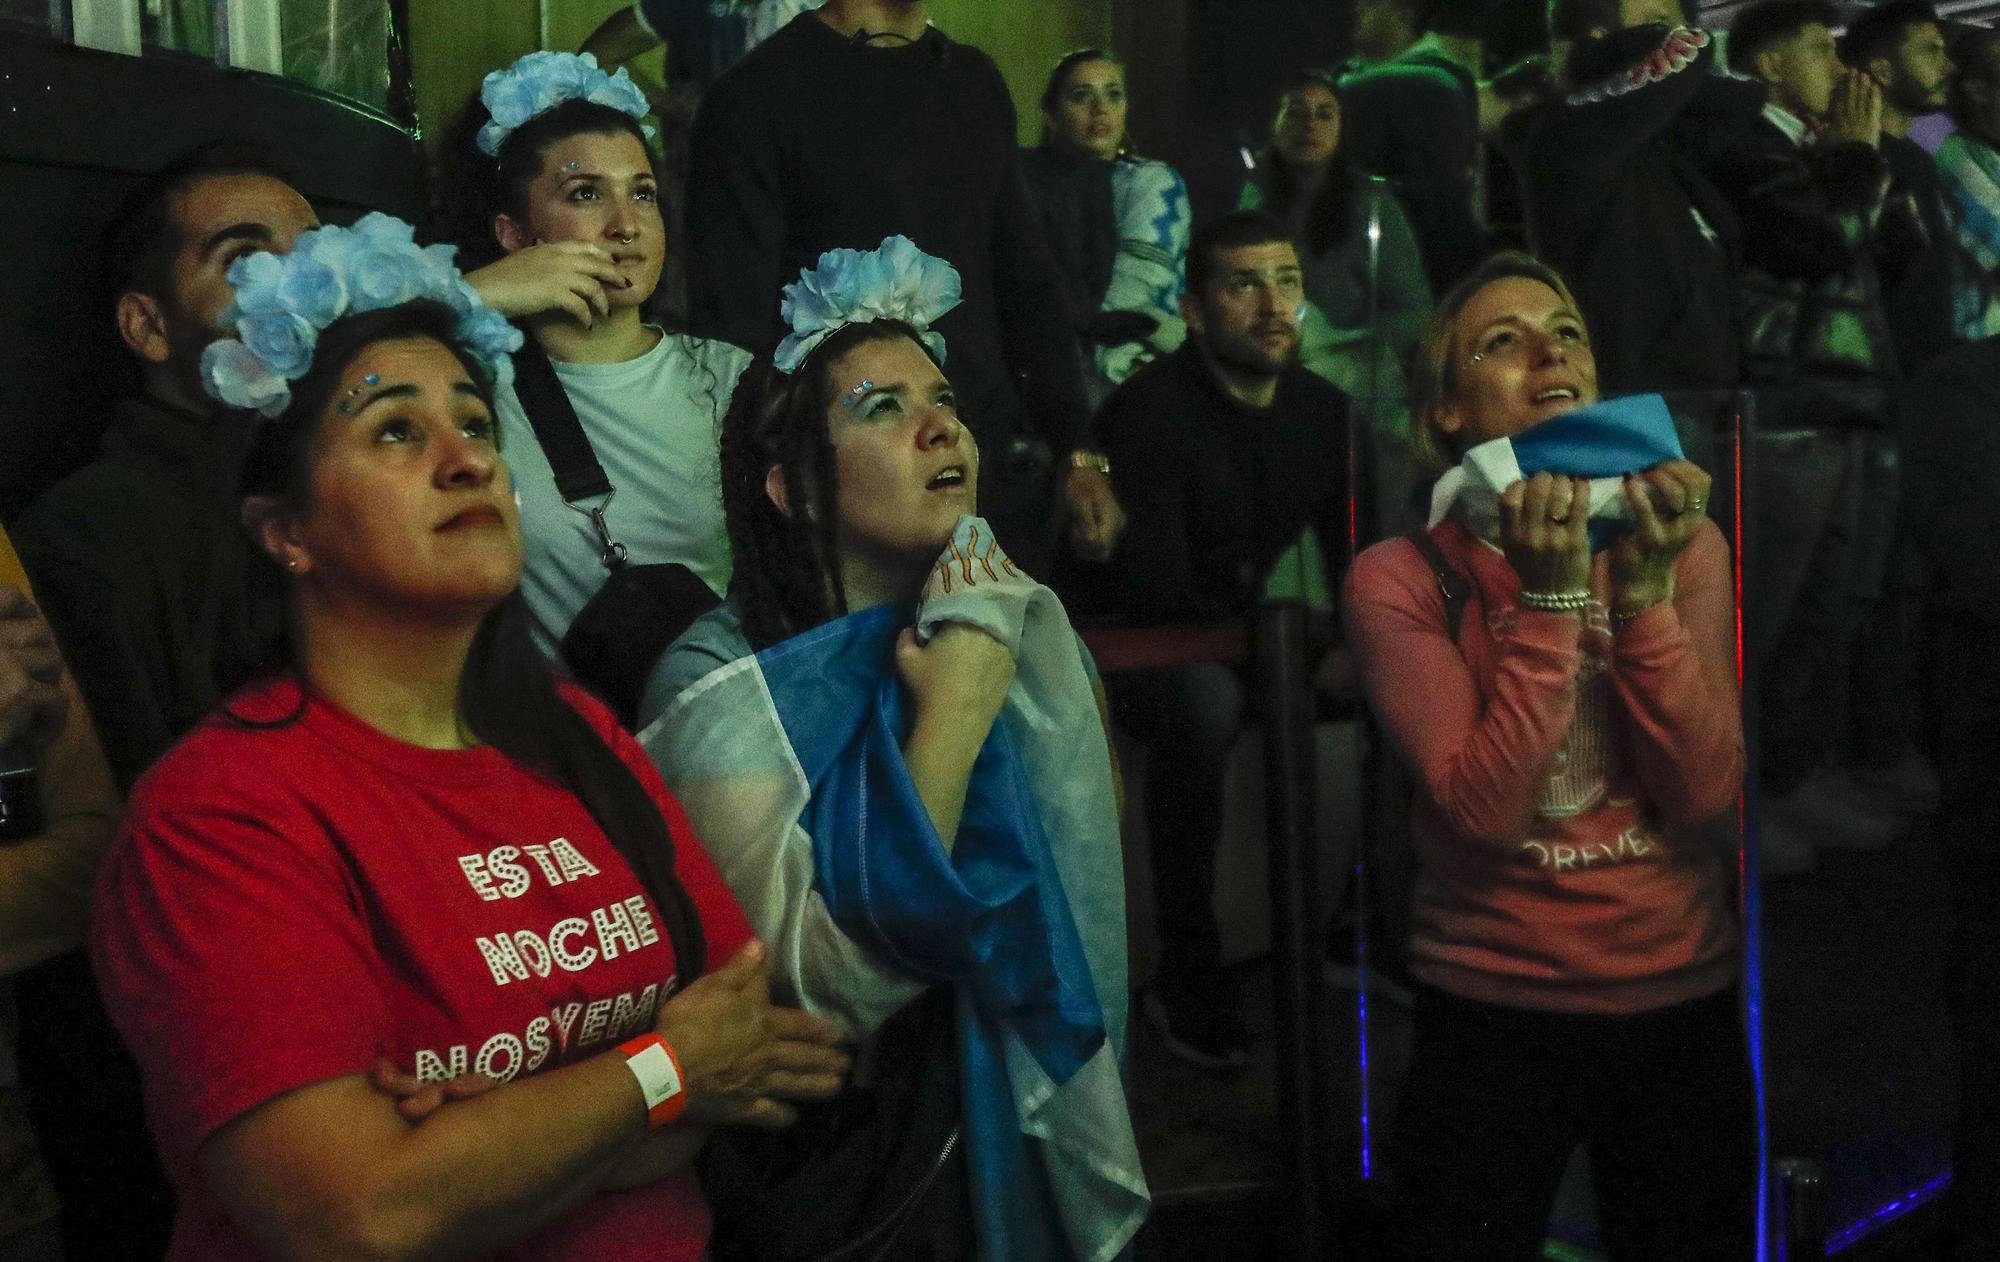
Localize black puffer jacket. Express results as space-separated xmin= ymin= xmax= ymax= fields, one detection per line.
xmin=1703 ymin=105 xmax=1923 ymax=423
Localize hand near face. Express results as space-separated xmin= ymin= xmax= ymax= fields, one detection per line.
xmin=1823 ymin=69 xmax=1883 ymax=148
xmin=464 ymin=242 xmax=629 ymax=326
xmin=0 ymin=586 xmax=67 ymax=757
xmin=1498 ymin=473 xmax=1593 ymax=597
xmin=1608 ymin=460 xmax=1710 ymax=616
xmin=1061 ymin=466 xmax=1127 ymax=563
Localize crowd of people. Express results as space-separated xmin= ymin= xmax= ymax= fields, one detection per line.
xmin=0 ymin=0 xmax=1994 ymax=1258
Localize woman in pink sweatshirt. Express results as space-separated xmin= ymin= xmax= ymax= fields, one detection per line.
xmin=1345 ymin=252 xmax=1753 ymax=1262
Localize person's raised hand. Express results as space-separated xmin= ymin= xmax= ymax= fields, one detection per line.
xmin=1498 ymin=473 xmax=1593 ymax=599
xmin=464 ymin=242 xmax=629 ymax=326
xmin=1824 ymin=69 xmax=1884 ymax=148
xmin=653 ymin=940 xmax=849 ymax=1130
xmin=0 ymin=586 xmax=66 ymax=755
xmin=1608 ymin=460 xmax=1710 ymax=617
xmin=895 ymin=622 xmax=1016 ymax=736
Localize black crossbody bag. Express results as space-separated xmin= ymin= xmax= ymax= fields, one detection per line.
xmin=510 ymin=342 xmax=720 ymax=727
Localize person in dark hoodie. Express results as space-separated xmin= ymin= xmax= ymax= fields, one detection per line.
xmin=1517 ymin=1 xmax=1764 ymax=398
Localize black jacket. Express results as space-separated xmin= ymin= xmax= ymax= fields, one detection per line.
xmin=1066 ymin=344 xmax=1350 ymax=624
xmin=1018 ymin=145 xmax=1118 ymax=335
xmin=1340 ymin=49 xmax=1487 ymax=292
xmin=1518 ymin=26 xmax=1759 ymax=395
xmin=14 ymin=396 xmax=282 ymax=791
xmin=1881 ymin=132 xmax=1962 ymax=376
xmin=685 ymin=16 xmax=1093 ymax=454
xmin=1703 ymin=106 xmax=1922 ymax=424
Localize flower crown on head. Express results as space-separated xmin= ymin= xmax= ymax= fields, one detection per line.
xmin=774 ymin=235 xmax=963 ymax=375
xmin=476 ymin=50 xmax=655 ymax=158
xmin=199 ymin=213 xmax=525 ymax=418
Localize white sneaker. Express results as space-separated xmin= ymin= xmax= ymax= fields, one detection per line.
xmin=1848 ymin=754 xmax=1941 ymax=816
xmin=1767 ymin=771 xmax=1905 ymax=851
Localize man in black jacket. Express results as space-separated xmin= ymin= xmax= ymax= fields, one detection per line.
xmin=1716 ymin=0 xmax=1923 ymax=862
xmin=1084 ymin=211 xmax=1349 ymax=1069
xmin=683 ymin=0 xmax=1123 ymax=574
xmin=1520 ymin=5 xmax=1764 ymax=397
xmin=9 ymin=142 xmax=317 ymax=1260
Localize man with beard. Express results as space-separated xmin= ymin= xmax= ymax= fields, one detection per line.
xmin=6 ymin=141 xmax=317 ymax=1259
xmin=1844 ymin=1 xmax=1961 ymax=373
xmin=1081 ymin=211 xmax=1350 ymax=1069
xmin=17 ymin=143 xmax=316 ymax=791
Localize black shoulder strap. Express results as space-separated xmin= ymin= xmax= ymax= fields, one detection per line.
xmin=512 ymin=340 xmax=614 ymax=504
xmin=1405 ymin=529 xmax=1470 ymax=644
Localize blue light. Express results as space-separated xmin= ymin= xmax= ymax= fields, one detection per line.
xmin=1358 ymin=985 xmax=1373 ymax=1180
xmin=1825 ymin=1172 xmax=1953 ymax=1254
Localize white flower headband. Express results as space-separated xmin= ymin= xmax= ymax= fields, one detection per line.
xmin=477 ymin=50 xmax=655 ymax=158
xmin=774 ymin=235 xmax=963 ymax=374
xmin=199 ymin=213 xmax=525 ymax=418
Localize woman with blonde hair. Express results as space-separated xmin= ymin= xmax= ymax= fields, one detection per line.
xmin=1346 ymin=251 xmax=1754 ymax=1260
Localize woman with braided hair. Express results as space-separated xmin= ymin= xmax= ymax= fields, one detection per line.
xmin=90 ymin=220 xmax=848 ymax=1261
xmin=636 ymin=238 xmax=1147 ymax=1261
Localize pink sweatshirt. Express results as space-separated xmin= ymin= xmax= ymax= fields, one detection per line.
xmin=1344 ymin=517 xmax=1744 ymax=1015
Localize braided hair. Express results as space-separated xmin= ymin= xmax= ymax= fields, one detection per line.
xmin=234 ymin=301 xmax=708 ymax=980
xmin=719 ymin=319 xmax=940 ymax=650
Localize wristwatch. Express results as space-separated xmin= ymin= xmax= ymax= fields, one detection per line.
xmin=1069 ymin=450 xmax=1112 ymax=476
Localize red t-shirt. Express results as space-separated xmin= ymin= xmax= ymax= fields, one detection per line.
xmin=92 ymin=677 xmax=754 ymax=1261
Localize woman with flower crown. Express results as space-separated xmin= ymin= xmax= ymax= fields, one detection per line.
xmin=437 ymin=50 xmax=749 ymax=669
xmin=635 ymin=237 xmax=1147 ymax=1262
xmin=90 ymin=217 xmax=850 ymax=1262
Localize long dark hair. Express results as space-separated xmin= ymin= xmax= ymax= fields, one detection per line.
xmin=1038 ymin=47 xmax=1136 ymax=157
xmin=719 ymin=320 xmax=941 ymax=650
xmin=430 ymin=94 xmax=688 ymax=326
xmin=236 ymin=301 xmax=707 ymax=979
xmin=1261 ymin=70 xmax=1356 ymax=257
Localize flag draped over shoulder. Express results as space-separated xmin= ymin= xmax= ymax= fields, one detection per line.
xmin=642 ymin=517 xmax=1148 ymax=1262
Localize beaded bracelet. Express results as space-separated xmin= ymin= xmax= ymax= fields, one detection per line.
xmin=1515 ymin=588 xmax=1593 ymax=613
xmin=1611 ymin=602 xmax=1662 ymax=629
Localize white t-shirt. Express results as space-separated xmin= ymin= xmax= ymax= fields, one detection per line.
xmin=498 ymin=331 xmax=751 ymax=657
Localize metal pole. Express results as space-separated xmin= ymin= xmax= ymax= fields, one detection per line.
xmin=1259 ymin=598 xmax=1338 ymax=1256
xmin=1734 ymin=389 xmax=1778 ymax=1261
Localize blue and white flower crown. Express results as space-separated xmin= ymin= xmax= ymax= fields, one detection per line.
xmin=477 ymin=50 xmax=655 ymax=158
xmin=200 ymin=213 xmax=525 ymax=418
xmin=775 ymin=235 xmax=963 ymax=374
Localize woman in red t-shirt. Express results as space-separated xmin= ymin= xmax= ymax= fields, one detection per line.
xmin=92 ymin=284 xmax=849 ymax=1261
xmin=1344 ymin=252 xmax=1753 ymax=1261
